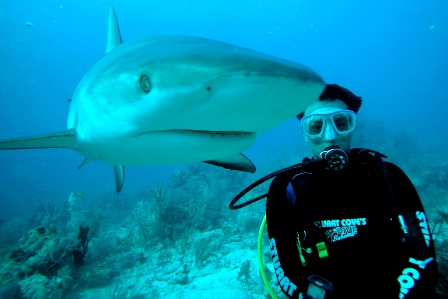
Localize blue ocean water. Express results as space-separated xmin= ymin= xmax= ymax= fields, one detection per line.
xmin=0 ymin=0 xmax=447 ymax=219
xmin=0 ymin=1 xmax=447 ymax=298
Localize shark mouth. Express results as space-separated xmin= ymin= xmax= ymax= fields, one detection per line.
xmin=137 ymin=129 xmax=255 ymax=138
xmin=181 ymin=129 xmax=254 ymax=138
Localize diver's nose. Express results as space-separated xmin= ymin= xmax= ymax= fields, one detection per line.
xmin=322 ymin=119 xmax=337 ymax=141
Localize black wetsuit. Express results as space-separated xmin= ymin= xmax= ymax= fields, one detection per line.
xmin=266 ymin=149 xmax=439 ymax=299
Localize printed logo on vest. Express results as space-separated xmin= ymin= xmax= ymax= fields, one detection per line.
xmin=315 ymin=218 xmax=367 ymax=242
xmin=398 ymin=257 xmax=434 ymax=299
xmin=416 ymin=211 xmax=431 ymax=247
xmin=269 ymin=238 xmax=298 ymax=296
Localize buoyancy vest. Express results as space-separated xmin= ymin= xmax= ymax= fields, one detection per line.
xmin=265 ymin=148 xmax=439 ymax=298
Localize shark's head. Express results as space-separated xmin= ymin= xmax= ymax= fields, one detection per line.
xmin=68 ymin=35 xmax=324 ymax=165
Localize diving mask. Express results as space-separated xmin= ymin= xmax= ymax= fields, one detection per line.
xmin=301 ymin=110 xmax=356 ymax=139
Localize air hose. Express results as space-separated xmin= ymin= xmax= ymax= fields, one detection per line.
xmin=230 ymin=147 xmax=348 ymax=210
xmin=257 ymin=215 xmax=279 ymax=299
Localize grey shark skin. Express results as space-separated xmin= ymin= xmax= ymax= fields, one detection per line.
xmin=0 ymin=7 xmax=325 ymax=192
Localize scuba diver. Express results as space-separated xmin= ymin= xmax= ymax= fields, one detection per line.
xmin=230 ymin=84 xmax=439 ymax=298
xmin=266 ymin=84 xmax=439 ymax=298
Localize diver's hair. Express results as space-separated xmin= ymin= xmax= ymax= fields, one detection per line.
xmin=297 ymin=84 xmax=362 ymax=120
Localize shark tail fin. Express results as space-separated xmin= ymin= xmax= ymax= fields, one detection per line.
xmin=106 ymin=7 xmax=122 ymax=53
xmin=0 ymin=129 xmax=77 ymax=150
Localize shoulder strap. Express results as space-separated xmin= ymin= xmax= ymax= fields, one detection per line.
xmin=351 ymin=147 xmax=387 ymax=160
xmin=373 ymin=152 xmax=410 ymax=232
xmin=373 ymin=152 xmax=435 ymax=261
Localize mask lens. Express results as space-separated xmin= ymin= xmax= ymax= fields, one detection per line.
xmin=332 ymin=112 xmax=355 ymax=134
xmin=301 ymin=110 xmax=356 ymax=138
xmin=306 ymin=116 xmax=324 ymax=136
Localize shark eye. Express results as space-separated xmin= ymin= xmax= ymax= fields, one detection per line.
xmin=139 ymin=75 xmax=151 ymax=93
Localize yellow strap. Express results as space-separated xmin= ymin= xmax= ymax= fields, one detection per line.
xmin=257 ymin=215 xmax=279 ymax=299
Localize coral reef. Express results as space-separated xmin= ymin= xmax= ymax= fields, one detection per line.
xmin=0 ymin=195 xmax=97 ymax=299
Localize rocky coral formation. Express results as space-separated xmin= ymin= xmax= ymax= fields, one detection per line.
xmin=0 ymin=196 xmax=96 ymax=299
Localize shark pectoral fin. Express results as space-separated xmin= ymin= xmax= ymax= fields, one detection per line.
xmin=114 ymin=165 xmax=125 ymax=193
xmin=77 ymin=158 xmax=92 ymax=170
xmin=0 ymin=129 xmax=77 ymax=150
xmin=106 ymin=7 xmax=122 ymax=53
xmin=204 ymin=153 xmax=256 ymax=173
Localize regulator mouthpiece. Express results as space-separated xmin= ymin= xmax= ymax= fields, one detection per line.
xmin=320 ymin=146 xmax=348 ymax=171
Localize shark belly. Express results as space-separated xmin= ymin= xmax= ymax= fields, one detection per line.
xmin=77 ymin=130 xmax=256 ymax=166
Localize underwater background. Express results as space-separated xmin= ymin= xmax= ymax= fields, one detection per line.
xmin=0 ymin=0 xmax=447 ymax=298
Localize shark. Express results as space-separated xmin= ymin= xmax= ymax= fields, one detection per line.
xmin=0 ymin=7 xmax=325 ymax=192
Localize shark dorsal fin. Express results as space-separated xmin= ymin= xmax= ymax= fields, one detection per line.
xmin=106 ymin=7 xmax=122 ymax=53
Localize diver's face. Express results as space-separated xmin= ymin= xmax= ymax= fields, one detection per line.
xmin=302 ymin=100 xmax=354 ymax=158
